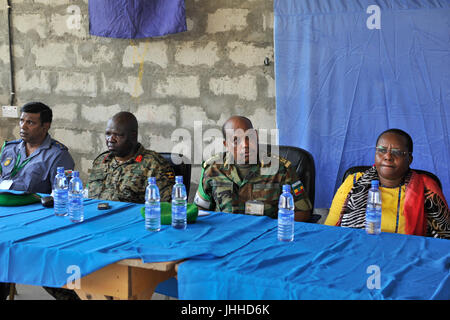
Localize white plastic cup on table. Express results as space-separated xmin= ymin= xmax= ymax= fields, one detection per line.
xmin=365 ymin=180 xmax=382 ymax=235
xmin=68 ymin=170 xmax=84 ymax=223
xmin=278 ymin=184 xmax=295 ymax=242
xmin=172 ymin=175 xmax=187 ymax=230
xmin=53 ymin=167 xmax=68 ymax=217
xmin=145 ymin=177 xmax=161 ymax=232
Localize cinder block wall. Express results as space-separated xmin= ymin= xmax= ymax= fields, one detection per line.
xmin=0 ymin=0 xmax=276 ymax=196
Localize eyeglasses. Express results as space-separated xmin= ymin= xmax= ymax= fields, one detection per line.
xmin=375 ymin=146 xmax=410 ymax=158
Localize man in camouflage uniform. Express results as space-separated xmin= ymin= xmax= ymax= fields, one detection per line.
xmin=45 ymin=112 xmax=175 ymax=300
xmin=194 ymin=116 xmax=312 ymax=222
xmin=88 ymin=111 xmax=174 ymax=203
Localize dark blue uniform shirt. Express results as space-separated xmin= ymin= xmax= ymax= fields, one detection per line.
xmin=0 ymin=134 xmax=75 ymax=194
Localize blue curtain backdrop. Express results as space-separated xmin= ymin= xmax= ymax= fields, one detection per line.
xmin=275 ymin=0 xmax=450 ymax=208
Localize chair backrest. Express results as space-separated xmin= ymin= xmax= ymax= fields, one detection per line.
xmin=260 ymin=144 xmax=316 ymax=209
xmin=342 ymin=165 xmax=442 ymax=190
xmin=159 ymin=153 xmax=192 ymax=197
xmin=342 ymin=166 xmax=371 ymax=182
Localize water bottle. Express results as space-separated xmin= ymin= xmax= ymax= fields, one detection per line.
xmin=366 ymin=180 xmax=382 ymax=235
xmin=53 ymin=167 xmax=68 ymax=216
xmin=172 ymin=176 xmax=187 ymax=230
xmin=278 ymin=185 xmax=295 ymax=242
xmin=68 ymin=171 xmax=84 ymax=223
xmin=145 ymin=177 xmax=161 ymax=232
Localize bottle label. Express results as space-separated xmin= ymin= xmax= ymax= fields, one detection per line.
xmin=278 ymin=209 xmax=294 ymax=224
xmin=54 ymin=189 xmax=68 ymax=197
xmin=70 ymin=198 xmax=82 ymax=206
xmin=172 ymin=205 xmax=187 ymax=219
xmin=366 ymin=208 xmax=381 ymax=220
xmin=145 ymin=204 xmax=160 ymax=218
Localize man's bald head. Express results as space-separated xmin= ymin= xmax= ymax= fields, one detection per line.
xmin=105 ymin=111 xmax=139 ymax=160
xmin=222 ymin=116 xmax=253 ymax=138
xmin=110 ymin=111 xmax=138 ymax=138
xmin=222 ymin=116 xmax=258 ymax=165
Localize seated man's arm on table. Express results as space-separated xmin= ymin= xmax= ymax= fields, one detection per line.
xmin=22 ymin=143 xmax=75 ymax=194
xmin=293 ymin=197 xmax=312 ymax=222
xmin=48 ymin=150 xmax=75 ymax=191
xmin=284 ymin=166 xmax=312 ymax=222
xmin=87 ymin=152 xmax=108 ymax=200
xmin=194 ymin=166 xmax=215 ymax=211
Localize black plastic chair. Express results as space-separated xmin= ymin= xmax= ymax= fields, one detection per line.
xmin=342 ymin=165 xmax=442 ymax=189
xmin=260 ymin=144 xmax=319 ymax=223
xmin=159 ymin=153 xmax=191 ymax=197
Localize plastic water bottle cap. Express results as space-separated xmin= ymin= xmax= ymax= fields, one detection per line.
xmin=72 ymin=171 xmax=79 ymax=178
xmin=57 ymin=167 xmax=64 ymax=174
xmin=282 ymin=184 xmax=291 ymax=193
xmin=148 ymin=177 xmax=156 ymax=184
xmin=371 ymin=180 xmax=379 ymax=187
xmin=175 ymin=176 xmax=183 ymax=184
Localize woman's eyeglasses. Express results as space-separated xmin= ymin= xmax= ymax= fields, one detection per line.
xmin=375 ymin=146 xmax=410 ymax=158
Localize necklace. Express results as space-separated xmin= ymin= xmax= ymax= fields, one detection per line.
xmin=380 ymin=179 xmax=405 ymax=188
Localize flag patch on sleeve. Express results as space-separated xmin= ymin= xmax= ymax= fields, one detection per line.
xmin=292 ymin=180 xmax=304 ymax=196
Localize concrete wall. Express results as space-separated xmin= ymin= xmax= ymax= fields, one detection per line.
xmin=0 ymin=0 xmax=276 ymax=195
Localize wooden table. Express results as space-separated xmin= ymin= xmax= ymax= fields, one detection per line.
xmin=64 ymin=259 xmax=182 ymax=300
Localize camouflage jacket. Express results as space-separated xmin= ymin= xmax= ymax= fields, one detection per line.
xmin=88 ymin=144 xmax=174 ymax=203
xmin=194 ymin=152 xmax=312 ymax=219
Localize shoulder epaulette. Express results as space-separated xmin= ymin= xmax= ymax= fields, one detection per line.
xmin=93 ymin=151 xmax=110 ymax=163
xmin=202 ymin=153 xmax=223 ymax=169
xmin=4 ymin=139 xmax=21 ymax=146
xmin=51 ymin=140 xmax=69 ymax=151
xmin=271 ymin=154 xmax=291 ymax=168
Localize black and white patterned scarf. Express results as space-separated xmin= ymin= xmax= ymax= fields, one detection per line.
xmin=339 ymin=166 xmax=411 ymax=228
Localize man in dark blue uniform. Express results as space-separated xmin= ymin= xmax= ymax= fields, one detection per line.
xmin=0 ymin=102 xmax=74 ymax=194
xmin=0 ymin=101 xmax=75 ymax=300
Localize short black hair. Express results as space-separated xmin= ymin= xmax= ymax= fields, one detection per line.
xmin=376 ymin=128 xmax=413 ymax=153
xmin=21 ymin=102 xmax=52 ymax=125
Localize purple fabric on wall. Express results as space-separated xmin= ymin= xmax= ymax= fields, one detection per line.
xmin=89 ymin=0 xmax=187 ymax=39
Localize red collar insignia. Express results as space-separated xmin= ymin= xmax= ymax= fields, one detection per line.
xmin=135 ymin=155 xmax=143 ymax=163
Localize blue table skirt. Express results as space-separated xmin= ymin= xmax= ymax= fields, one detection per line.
xmin=178 ymin=222 xmax=450 ymax=300
xmin=0 ymin=199 xmax=276 ymax=287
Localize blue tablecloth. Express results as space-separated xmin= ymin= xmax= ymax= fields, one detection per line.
xmin=0 ymin=199 xmax=276 ymax=287
xmin=178 ymin=222 xmax=450 ymax=300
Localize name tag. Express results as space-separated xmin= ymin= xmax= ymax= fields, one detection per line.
xmin=245 ymin=200 xmax=264 ymax=216
xmin=0 ymin=179 xmax=13 ymax=190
